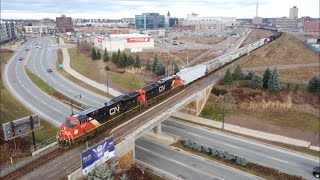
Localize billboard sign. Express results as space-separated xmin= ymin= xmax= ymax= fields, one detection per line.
xmin=81 ymin=136 xmax=115 ymax=176
xmin=2 ymin=115 xmax=41 ymax=141
xmin=127 ymin=37 xmax=150 ymax=43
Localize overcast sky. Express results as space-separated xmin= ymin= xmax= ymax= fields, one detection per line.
xmin=1 ymin=0 xmax=319 ymax=19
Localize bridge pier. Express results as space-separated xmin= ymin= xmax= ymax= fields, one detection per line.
xmin=179 ymin=84 xmax=213 ymax=116
xmin=154 ymin=124 xmax=162 ymax=134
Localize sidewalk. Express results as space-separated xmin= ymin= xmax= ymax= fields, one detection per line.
xmin=172 ymin=112 xmax=320 ymax=151
xmin=59 ymin=38 xmax=122 ymax=97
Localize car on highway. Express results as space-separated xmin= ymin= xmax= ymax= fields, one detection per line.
xmin=18 ymin=56 xmax=23 ymax=61
xmin=25 ymin=48 xmax=29 ymax=51
xmin=313 ymin=166 xmax=320 ymax=178
xmin=47 ymin=68 xmax=53 ymax=73
xmin=52 ymin=44 xmax=59 ymax=47
xmin=35 ymin=45 xmax=41 ymax=48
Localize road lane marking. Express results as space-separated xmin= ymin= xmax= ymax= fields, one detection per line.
xmin=224 ymin=143 xmax=241 ymax=150
xmin=136 ymin=145 xmax=223 ymax=180
xmin=270 ymin=157 xmax=289 ymax=164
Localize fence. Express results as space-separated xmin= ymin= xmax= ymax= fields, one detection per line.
xmin=304 ymin=40 xmax=320 ymax=54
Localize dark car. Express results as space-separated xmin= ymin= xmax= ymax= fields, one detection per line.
xmin=313 ymin=166 xmax=320 ymax=178
xmin=47 ymin=68 xmax=53 ymax=73
xmin=18 ymin=56 xmax=23 ymax=61
xmin=25 ymin=48 xmax=29 ymax=51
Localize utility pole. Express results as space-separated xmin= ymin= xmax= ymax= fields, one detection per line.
xmin=187 ymin=48 xmax=189 ymax=68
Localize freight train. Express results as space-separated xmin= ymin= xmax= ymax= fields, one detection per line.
xmin=57 ymin=31 xmax=282 ymax=148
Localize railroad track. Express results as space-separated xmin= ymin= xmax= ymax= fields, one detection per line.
xmin=2 ymin=148 xmax=66 ymax=180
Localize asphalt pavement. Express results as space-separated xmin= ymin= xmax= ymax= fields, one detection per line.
xmin=26 ymin=36 xmax=108 ymax=107
xmin=4 ymin=38 xmax=71 ymax=126
xmin=162 ymin=119 xmax=320 ymax=180
xmin=136 ymin=138 xmax=258 ymax=180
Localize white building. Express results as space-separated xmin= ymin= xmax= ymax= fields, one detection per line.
xmin=0 ymin=21 xmax=16 ymax=44
xmin=94 ymin=34 xmax=154 ymax=52
xmin=24 ymin=26 xmax=48 ymax=34
xmin=289 ymin=6 xmax=298 ymax=19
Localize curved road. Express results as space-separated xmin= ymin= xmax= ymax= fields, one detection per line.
xmin=4 ymin=38 xmax=72 ymax=126
xmin=27 ymin=37 xmax=108 ymax=107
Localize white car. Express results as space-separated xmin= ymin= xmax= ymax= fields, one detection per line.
xmin=35 ymin=45 xmax=41 ymax=48
xmin=52 ymin=44 xmax=59 ymax=47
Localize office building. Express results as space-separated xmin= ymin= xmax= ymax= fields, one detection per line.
xmin=0 ymin=21 xmax=16 ymax=45
xmin=169 ymin=18 xmax=179 ymax=27
xmin=56 ymin=15 xmax=73 ymax=32
xmin=289 ymin=6 xmax=298 ymax=19
xmin=135 ymin=13 xmax=165 ymax=30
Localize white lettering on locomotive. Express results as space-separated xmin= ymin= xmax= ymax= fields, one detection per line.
xmin=159 ymin=85 xmax=165 ymax=92
xmin=109 ymin=105 xmax=120 ymax=116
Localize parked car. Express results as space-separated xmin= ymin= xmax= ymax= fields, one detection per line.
xmin=47 ymin=68 xmax=53 ymax=73
xmin=313 ymin=166 xmax=320 ymax=178
xmin=18 ymin=56 xmax=23 ymax=61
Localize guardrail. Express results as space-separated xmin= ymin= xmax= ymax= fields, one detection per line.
xmin=304 ymin=40 xmax=320 ymax=54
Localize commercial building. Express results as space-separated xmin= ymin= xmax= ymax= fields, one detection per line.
xmin=0 ymin=21 xmax=16 ymax=44
xmin=94 ymin=34 xmax=154 ymax=52
xmin=135 ymin=13 xmax=165 ymax=30
xmin=172 ymin=25 xmax=195 ymax=31
xmin=24 ymin=26 xmax=48 ymax=34
xmin=304 ymin=21 xmax=320 ymax=32
xmin=169 ymin=18 xmax=179 ymax=27
xmin=56 ymin=15 xmax=73 ymax=32
xmin=289 ymin=6 xmax=298 ymax=19
xmin=180 ymin=13 xmax=238 ymax=30
xmin=273 ymin=18 xmax=298 ymax=29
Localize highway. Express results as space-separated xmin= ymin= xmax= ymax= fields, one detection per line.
xmin=26 ymin=37 xmax=109 ymax=107
xmin=136 ymin=138 xmax=258 ymax=180
xmin=162 ymin=119 xmax=320 ymax=179
xmin=4 ymin=38 xmax=71 ymax=126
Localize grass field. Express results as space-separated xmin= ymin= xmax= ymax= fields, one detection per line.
xmin=0 ymin=51 xmax=57 ymax=142
xmin=68 ymin=47 xmax=144 ymax=91
xmin=199 ymin=103 xmax=230 ymax=121
xmin=240 ymin=33 xmax=319 ymax=68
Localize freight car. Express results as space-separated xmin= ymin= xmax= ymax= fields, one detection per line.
xmin=57 ymin=33 xmax=282 ymax=148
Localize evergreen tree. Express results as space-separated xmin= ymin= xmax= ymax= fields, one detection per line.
xmin=262 ymin=68 xmax=271 ymax=89
xmin=155 ymin=61 xmax=166 ymax=76
xmin=122 ymin=51 xmax=128 ymax=66
xmin=146 ymin=59 xmax=151 ymax=70
xmin=152 ymin=54 xmax=159 ymax=72
xmin=116 ymin=49 xmax=121 ymax=62
xmin=232 ymin=65 xmax=244 ymax=80
xmin=96 ymin=50 xmax=101 ymax=59
xmin=308 ymin=76 xmax=320 ymax=93
xmin=268 ymin=68 xmax=281 ymax=92
xmin=134 ymin=54 xmax=141 ymax=68
xmin=250 ymin=74 xmax=263 ymax=89
xmin=91 ymin=47 xmax=97 ymax=60
xmin=172 ymin=60 xmax=180 ymax=74
xmin=126 ymin=55 xmax=134 ymax=66
xmin=222 ymin=68 xmax=233 ymax=85
xmin=118 ymin=53 xmax=126 ymax=68
xmin=103 ymin=48 xmax=109 ymax=62
xmin=87 ymin=164 xmax=113 ymax=180
xmin=111 ymin=52 xmax=117 ymax=64
xmin=246 ymin=71 xmax=255 ymax=80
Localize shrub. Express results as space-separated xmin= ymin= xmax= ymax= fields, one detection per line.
xmin=308 ymin=76 xmax=320 ymax=93
xmin=263 ymin=68 xmax=271 ymax=89
xmin=217 ymin=150 xmax=224 ymax=158
xmin=246 ymin=71 xmax=255 ymax=80
xmin=268 ymin=68 xmax=281 ymax=92
xmin=222 ymin=68 xmax=233 ymax=85
xmin=232 ymin=65 xmax=244 ymax=80
xmin=236 ymin=156 xmax=248 ymax=167
xmin=250 ymin=74 xmax=263 ymax=89
xmin=202 ymin=146 xmax=211 ymax=154
xmin=223 ymin=151 xmax=235 ymax=161
xmin=210 ymin=149 xmax=219 ymax=157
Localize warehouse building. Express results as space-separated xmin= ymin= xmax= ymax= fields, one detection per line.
xmin=94 ymin=34 xmax=154 ymax=52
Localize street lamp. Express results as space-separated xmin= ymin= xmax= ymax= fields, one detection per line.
xmin=71 ymin=94 xmax=82 ymax=115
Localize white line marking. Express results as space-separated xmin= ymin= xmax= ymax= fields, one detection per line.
xmin=224 ymin=143 xmax=241 ymax=150
xmin=270 ymin=157 xmax=289 ymax=164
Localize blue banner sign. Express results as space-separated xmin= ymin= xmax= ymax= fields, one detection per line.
xmin=81 ymin=137 xmax=115 ymax=175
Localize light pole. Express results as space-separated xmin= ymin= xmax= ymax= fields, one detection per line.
xmin=106 ymin=70 xmax=109 ymax=94
xmin=71 ymin=94 xmax=82 ymax=115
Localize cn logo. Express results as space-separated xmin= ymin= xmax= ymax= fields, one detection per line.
xmin=109 ymin=105 xmax=120 ymax=116
xmin=159 ymin=85 xmax=165 ymax=92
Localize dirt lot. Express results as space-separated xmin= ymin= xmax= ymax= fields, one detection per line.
xmin=241 ymin=29 xmax=275 ymax=47
xmin=240 ymin=33 xmax=319 ymax=68
xmin=201 ymin=84 xmax=320 ymax=146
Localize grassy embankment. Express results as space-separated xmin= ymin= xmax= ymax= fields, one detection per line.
xmin=68 ymin=47 xmax=144 ymax=91
xmin=56 ymin=49 xmax=114 ymax=98
xmin=25 ymin=68 xmax=83 ymax=108
xmin=0 ymin=51 xmax=57 ymax=142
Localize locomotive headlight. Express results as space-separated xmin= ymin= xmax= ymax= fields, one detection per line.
xmin=74 ymin=129 xmax=78 ymax=135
